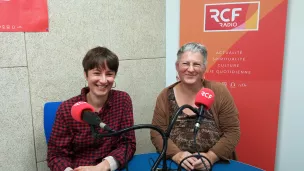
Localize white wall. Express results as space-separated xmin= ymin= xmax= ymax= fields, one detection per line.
xmin=275 ymin=0 xmax=304 ymax=170
xmin=166 ymin=0 xmax=304 ymax=170
xmin=166 ymin=0 xmax=180 ymax=86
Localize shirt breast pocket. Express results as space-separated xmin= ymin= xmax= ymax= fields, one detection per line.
xmin=73 ymin=128 xmax=94 ymax=147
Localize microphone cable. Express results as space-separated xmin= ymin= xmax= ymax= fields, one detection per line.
xmin=177 ymin=153 xmax=211 ymax=171
xmin=149 ymin=157 xmax=177 ymax=171
xmin=192 ymin=129 xmax=212 ymax=171
xmin=123 ymin=135 xmax=129 ymax=171
xmin=176 ymin=128 xmax=212 ymax=171
xmin=91 ymin=124 xmax=169 ymax=171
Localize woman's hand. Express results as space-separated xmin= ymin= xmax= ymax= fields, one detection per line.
xmin=192 ymin=151 xmax=219 ymax=170
xmin=192 ymin=152 xmax=211 ymax=170
xmin=172 ymin=151 xmax=197 ymax=171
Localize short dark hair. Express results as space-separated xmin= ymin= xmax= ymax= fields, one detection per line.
xmin=82 ymin=46 xmax=119 ymax=76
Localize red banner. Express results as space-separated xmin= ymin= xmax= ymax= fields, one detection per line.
xmin=180 ymin=0 xmax=288 ymax=170
xmin=0 ymin=0 xmax=48 ymax=32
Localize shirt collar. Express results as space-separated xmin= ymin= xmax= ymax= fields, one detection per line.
xmin=80 ymin=87 xmax=113 ymax=107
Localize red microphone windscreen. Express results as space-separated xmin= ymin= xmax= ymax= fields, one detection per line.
xmin=195 ymin=88 xmax=215 ymax=110
xmin=71 ymin=101 xmax=95 ymax=122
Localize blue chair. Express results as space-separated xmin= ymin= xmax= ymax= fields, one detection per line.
xmin=44 ymin=101 xmax=62 ymax=143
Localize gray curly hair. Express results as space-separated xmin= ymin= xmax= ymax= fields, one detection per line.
xmin=176 ymin=42 xmax=208 ymax=66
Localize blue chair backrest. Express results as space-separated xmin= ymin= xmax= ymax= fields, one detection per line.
xmin=44 ymin=102 xmax=62 ymax=143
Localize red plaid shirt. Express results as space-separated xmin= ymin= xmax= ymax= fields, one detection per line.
xmin=47 ymin=87 xmax=136 ymax=171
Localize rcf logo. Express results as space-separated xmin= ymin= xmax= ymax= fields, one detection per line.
xmin=210 ymin=8 xmax=242 ymax=22
xmin=74 ymin=101 xmax=86 ymax=106
xmin=204 ymin=2 xmax=260 ymax=32
xmin=201 ymin=91 xmax=213 ymax=99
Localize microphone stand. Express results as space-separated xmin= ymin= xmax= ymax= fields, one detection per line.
xmin=166 ymin=105 xmax=211 ymax=171
xmin=166 ymin=104 xmax=199 ymax=136
xmin=92 ymin=124 xmax=168 ymax=171
xmin=90 ymin=105 xmax=200 ymax=171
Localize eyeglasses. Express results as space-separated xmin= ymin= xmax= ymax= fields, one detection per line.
xmin=179 ymin=61 xmax=205 ymax=70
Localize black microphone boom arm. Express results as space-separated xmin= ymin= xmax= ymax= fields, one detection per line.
xmin=93 ymin=124 xmax=168 ymax=171
xmin=166 ymin=104 xmax=199 ymax=136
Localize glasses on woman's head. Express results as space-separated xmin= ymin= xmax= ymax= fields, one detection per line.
xmin=179 ymin=61 xmax=205 ymax=70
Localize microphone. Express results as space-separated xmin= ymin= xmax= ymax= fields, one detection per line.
xmin=71 ymin=101 xmax=169 ymax=171
xmin=194 ymin=88 xmax=215 ymax=134
xmin=71 ymin=102 xmax=134 ymax=170
xmin=71 ymin=101 xmax=114 ymax=132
